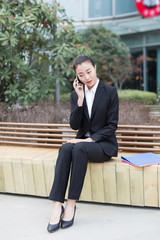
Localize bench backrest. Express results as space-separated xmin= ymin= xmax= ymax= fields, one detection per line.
xmin=117 ymin=125 xmax=160 ymax=153
xmin=0 ymin=122 xmax=160 ymax=153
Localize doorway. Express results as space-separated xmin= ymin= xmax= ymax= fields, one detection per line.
xmin=147 ymin=49 xmax=157 ymax=93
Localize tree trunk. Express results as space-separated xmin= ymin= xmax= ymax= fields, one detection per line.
xmin=54 ymin=78 xmax=60 ymax=105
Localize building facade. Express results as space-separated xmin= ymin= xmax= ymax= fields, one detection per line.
xmin=48 ymin=0 xmax=160 ymax=93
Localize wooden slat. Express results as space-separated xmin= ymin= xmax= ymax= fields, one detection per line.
xmin=119 ymin=146 xmax=160 ymax=152
xmin=116 ymin=136 xmax=160 ymax=141
xmin=0 ymin=122 xmax=159 ymax=129
xmin=0 ymin=127 xmax=76 ymax=133
xmin=130 ymin=166 xmax=144 ymax=206
xmin=118 ymin=141 xmax=160 ymax=146
xmin=90 ymin=163 xmax=105 ymax=202
xmin=0 ymin=141 xmax=61 ymax=148
xmin=2 ymin=122 xmax=160 ymax=129
xmin=0 ymin=136 xmax=67 ymax=143
xmin=116 ymin=130 xmax=160 ymax=135
xmin=79 ymin=164 xmax=92 ymax=201
xmin=144 ymin=165 xmax=158 ymax=207
xmin=0 ymin=122 xmax=70 ymax=127
xmin=117 ymin=125 xmax=160 ymax=129
xmin=103 ymin=161 xmax=117 ymax=204
xmin=0 ymin=131 xmax=76 ymax=138
xmin=116 ymin=162 xmax=131 ymax=205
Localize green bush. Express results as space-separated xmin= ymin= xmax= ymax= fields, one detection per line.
xmin=0 ymin=0 xmax=91 ymax=105
xmin=118 ymin=90 xmax=157 ymax=105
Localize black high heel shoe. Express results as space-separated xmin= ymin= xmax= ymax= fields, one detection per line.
xmin=47 ymin=205 xmax=64 ymax=233
xmin=61 ymin=206 xmax=76 ymax=229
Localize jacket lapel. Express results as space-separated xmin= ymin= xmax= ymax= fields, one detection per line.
xmin=91 ymin=80 xmax=104 ymax=119
xmin=83 ymin=96 xmax=90 ymax=121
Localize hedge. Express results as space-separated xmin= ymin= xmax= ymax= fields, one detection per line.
xmin=118 ymin=90 xmax=157 ymax=105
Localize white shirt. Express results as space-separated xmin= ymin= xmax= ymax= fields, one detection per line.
xmin=85 ymin=79 xmax=99 ymax=137
xmin=85 ymin=79 xmax=99 ymax=119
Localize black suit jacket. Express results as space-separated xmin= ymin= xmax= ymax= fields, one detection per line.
xmin=70 ymin=80 xmax=119 ymax=157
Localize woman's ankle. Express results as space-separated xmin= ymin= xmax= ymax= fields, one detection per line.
xmin=65 ymin=199 xmax=76 ymax=208
xmin=53 ymin=201 xmax=62 ymax=208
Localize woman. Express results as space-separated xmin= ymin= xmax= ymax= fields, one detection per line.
xmin=47 ymin=55 xmax=119 ymax=233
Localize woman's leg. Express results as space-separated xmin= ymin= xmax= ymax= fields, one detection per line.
xmin=68 ymin=142 xmax=110 ymax=200
xmin=49 ymin=143 xmax=74 ymax=203
xmin=63 ymin=142 xmax=110 ymax=221
xmin=48 ymin=143 xmax=74 ymax=225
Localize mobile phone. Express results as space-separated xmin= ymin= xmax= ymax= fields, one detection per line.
xmin=76 ymin=75 xmax=83 ymax=85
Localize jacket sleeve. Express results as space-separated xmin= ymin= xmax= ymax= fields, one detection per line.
xmin=69 ymin=91 xmax=84 ymax=130
xmin=90 ymin=87 xmax=119 ymax=142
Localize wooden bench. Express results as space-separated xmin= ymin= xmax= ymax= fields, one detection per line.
xmin=0 ymin=122 xmax=160 ymax=207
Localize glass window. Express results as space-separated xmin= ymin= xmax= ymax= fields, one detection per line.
xmin=116 ymin=0 xmax=137 ymax=15
xmin=145 ymin=32 xmax=160 ymax=45
xmin=89 ymin=0 xmax=112 ymax=18
xmin=57 ymin=0 xmax=83 ymax=21
xmin=130 ymin=49 xmax=144 ymax=90
xmin=83 ymin=0 xmax=90 ymax=19
xmin=121 ymin=35 xmax=143 ymax=48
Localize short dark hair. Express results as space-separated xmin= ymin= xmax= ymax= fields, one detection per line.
xmin=73 ymin=55 xmax=95 ymax=71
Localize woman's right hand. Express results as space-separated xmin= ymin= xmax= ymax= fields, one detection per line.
xmin=73 ymin=78 xmax=84 ymax=106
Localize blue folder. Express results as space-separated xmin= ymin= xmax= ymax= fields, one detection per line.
xmin=121 ymin=152 xmax=160 ymax=167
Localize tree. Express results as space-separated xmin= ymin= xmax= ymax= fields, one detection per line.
xmin=80 ymin=25 xmax=132 ymax=90
xmin=0 ymin=0 xmax=91 ymax=105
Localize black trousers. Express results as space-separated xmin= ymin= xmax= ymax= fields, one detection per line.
xmin=49 ymin=142 xmax=110 ymax=203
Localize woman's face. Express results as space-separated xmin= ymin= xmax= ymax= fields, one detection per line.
xmin=75 ymin=61 xmax=97 ymax=90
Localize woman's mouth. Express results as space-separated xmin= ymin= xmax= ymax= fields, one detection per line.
xmin=87 ymin=80 xmax=92 ymax=84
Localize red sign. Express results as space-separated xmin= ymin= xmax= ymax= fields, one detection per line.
xmin=135 ymin=0 xmax=160 ymax=17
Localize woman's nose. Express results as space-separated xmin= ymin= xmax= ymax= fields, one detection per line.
xmin=85 ymin=74 xmax=89 ymax=80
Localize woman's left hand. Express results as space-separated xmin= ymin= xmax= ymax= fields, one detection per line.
xmin=67 ymin=138 xmax=94 ymax=144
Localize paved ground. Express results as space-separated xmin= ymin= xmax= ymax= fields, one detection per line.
xmin=0 ymin=193 xmax=160 ymax=240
